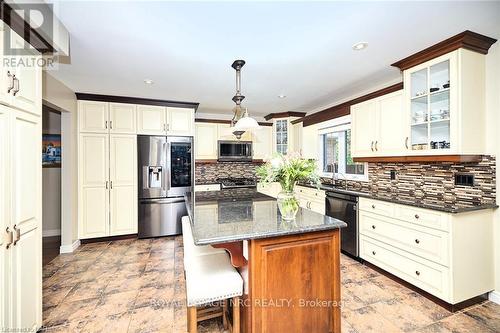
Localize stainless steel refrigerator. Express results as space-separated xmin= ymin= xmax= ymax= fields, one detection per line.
xmin=137 ymin=135 xmax=193 ymax=238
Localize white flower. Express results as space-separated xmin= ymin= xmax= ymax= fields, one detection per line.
xmin=270 ymin=157 xmax=282 ymax=169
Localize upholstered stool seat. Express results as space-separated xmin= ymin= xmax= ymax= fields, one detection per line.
xmin=182 ymin=216 xmax=243 ymax=333
xmin=181 ymin=216 xmax=226 ymax=269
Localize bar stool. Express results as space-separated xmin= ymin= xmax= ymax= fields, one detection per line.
xmin=185 ymin=252 xmax=243 ymax=333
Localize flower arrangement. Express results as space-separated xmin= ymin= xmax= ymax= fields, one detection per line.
xmin=256 ymin=153 xmax=320 ymax=220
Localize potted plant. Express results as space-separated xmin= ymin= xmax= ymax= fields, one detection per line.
xmin=256 ymin=153 xmax=320 ymax=220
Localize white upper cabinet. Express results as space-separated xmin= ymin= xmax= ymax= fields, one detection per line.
xmin=252 ymin=126 xmax=273 ymax=160
xmin=195 ymin=122 xmax=218 ymax=159
xmin=79 ymin=101 xmax=109 ymax=133
xmin=0 ymin=26 xmax=42 ymax=116
xmin=137 ymin=105 xmax=166 ymax=135
xmin=301 ymin=124 xmax=319 ymax=160
xmin=376 ymin=91 xmax=407 ymax=156
xmin=137 ymin=105 xmax=194 ymax=136
xmin=404 ymin=49 xmax=486 ymax=155
xmin=109 ymin=103 xmax=136 ymax=134
xmin=290 ymin=122 xmax=302 ymax=155
xmin=167 ymin=107 xmax=194 ymax=136
xmin=351 ymin=100 xmax=379 ymax=157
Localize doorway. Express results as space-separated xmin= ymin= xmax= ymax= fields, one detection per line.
xmin=42 ymin=105 xmax=62 ymax=265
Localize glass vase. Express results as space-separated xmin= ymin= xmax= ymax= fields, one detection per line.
xmin=277 ymin=190 xmax=299 ymax=220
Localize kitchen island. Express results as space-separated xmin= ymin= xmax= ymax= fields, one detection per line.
xmin=185 ymin=188 xmax=347 ymax=333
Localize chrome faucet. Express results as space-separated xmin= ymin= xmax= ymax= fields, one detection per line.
xmin=333 ymin=172 xmax=348 ymax=190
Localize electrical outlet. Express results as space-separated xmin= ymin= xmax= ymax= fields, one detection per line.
xmin=390 ymin=170 xmax=396 ymax=180
xmin=454 ymin=173 xmax=474 ymax=186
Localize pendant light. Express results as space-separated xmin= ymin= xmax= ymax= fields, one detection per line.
xmin=230 ymin=59 xmax=260 ymax=139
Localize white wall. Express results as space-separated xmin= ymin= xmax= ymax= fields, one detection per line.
xmin=43 ymin=71 xmax=78 ymax=250
xmin=485 ymin=42 xmax=500 ymax=299
xmin=42 ymin=110 xmax=61 ymax=236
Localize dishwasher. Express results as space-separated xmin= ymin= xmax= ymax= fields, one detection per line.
xmin=325 ymin=191 xmax=359 ymax=258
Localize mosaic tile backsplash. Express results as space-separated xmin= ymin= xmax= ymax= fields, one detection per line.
xmin=196 ymin=156 xmax=496 ymax=209
xmin=321 ymin=155 xmax=496 ymax=208
xmin=195 ymin=161 xmax=261 ymax=184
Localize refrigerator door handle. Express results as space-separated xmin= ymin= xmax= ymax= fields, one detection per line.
xmin=142 ymin=166 xmax=150 ymax=189
xmin=140 ymin=197 xmax=185 ymax=204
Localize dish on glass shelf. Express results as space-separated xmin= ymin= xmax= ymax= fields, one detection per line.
xmin=412 ymin=143 xmax=428 ymax=150
xmin=443 ymin=81 xmax=450 ymax=89
xmin=414 ymin=91 xmax=426 ymax=97
xmin=430 ymin=87 xmax=440 ymax=93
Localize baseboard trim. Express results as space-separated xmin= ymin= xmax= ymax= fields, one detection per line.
xmin=42 ymin=229 xmax=61 ymax=237
xmin=59 ymin=240 xmax=80 ymax=253
xmin=489 ymin=290 xmax=500 ymax=305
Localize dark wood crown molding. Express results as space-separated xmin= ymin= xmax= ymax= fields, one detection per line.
xmin=75 ymin=93 xmax=199 ymax=110
xmin=263 ymin=111 xmax=306 ymax=121
xmin=0 ymin=1 xmax=54 ymax=53
xmin=301 ymin=82 xmax=403 ymax=127
xmin=195 ymin=118 xmax=273 ymax=126
xmin=353 ymin=155 xmax=483 ymax=163
xmin=391 ymin=30 xmax=497 ymax=71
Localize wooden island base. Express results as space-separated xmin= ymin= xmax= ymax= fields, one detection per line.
xmin=217 ymin=229 xmax=342 ymax=333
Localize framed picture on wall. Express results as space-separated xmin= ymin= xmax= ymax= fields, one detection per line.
xmin=42 ymin=134 xmax=62 ymax=168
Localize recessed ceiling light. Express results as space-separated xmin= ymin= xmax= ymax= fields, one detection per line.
xmin=144 ymin=79 xmax=154 ymax=85
xmin=352 ymin=42 xmax=368 ymax=51
xmin=278 ymin=94 xmax=287 ymax=99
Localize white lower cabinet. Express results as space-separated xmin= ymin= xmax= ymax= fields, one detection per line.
xmin=78 ymin=133 xmax=137 ymax=239
xmin=109 ymin=135 xmax=137 ymax=236
xmin=0 ymin=105 xmax=42 ymax=330
xmin=359 ymin=197 xmax=494 ymax=304
xmin=258 ymin=185 xmax=326 ymax=215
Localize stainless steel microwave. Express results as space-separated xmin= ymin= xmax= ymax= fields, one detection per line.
xmin=218 ymin=140 xmax=253 ymax=162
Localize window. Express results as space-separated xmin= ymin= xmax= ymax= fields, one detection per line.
xmin=321 ymin=127 xmax=368 ymax=181
xmin=275 ymin=119 xmax=288 ymax=154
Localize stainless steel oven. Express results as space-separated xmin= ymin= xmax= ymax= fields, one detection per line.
xmin=218 ymin=140 xmax=252 ymax=162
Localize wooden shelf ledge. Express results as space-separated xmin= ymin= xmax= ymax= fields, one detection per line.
xmin=353 ymin=155 xmax=483 ymax=163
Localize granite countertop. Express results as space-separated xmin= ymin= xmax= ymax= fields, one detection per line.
xmin=184 ymin=188 xmax=347 ymax=245
xmin=298 ymin=183 xmax=498 ymax=214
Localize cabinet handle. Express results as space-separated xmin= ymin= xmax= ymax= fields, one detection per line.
xmin=415 ymin=271 xmax=421 ymax=276
xmin=105 ymin=121 xmax=108 ymax=129
xmin=12 ymin=225 xmax=20 ymax=246
xmin=372 ymin=251 xmax=376 ymax=255
xmin=371 ymin=225 xmax=376 ymax=229
xmin=110 ymin=181 xmax=113 ymax=189
xmin=163 ymin=124 xmax=166 ymax=132
xmin=415 ymin=239 xmax=420 ymax=244
xmin=405 ymin=137 xmax=409 ymax=149
xmin=371 ymin=204 xmax=376 ymax=209
xmin=110 ymin=121 xmax=113 ymax=129
xmin=415 ymin=214 xmax=419 ymax=219
xmin=5 ymin=227 xmax=13 ymax=249
xmin=375 ymin=141 xmax=378 ymax=151
xmin=12 ymin=77 xmax=19 ymax=96
xmin=106 ymin=181 xmax=108 ymax=189
xmin=370 ymin=141 xmax=374 ymax=151
xmin=6 ymin=71 xmax=14 ymax=93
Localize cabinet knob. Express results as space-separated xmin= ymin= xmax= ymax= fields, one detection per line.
xmin=415 ymin=239 xmax=420 ymax=244
xmin=371 ymin=225 xmax=376 ymax=230
xmin=415 ymin=214 xmax=419 ymax=219
xmin=415 ymin=271 xmax=421 ymax=276
xmin=372 ymin=251 xmax=376 ymax=255
xmin=371 ymin=204 xmax=376 ymax=209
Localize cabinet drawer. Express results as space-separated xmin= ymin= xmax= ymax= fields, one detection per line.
xmin=295 ymin=186 xmax=325 ymax=199
xmin=308 ymin=200 xmax=325 ymax=215
xmin=360 ymin=236 xmax=449 ymax=300
xmin=359 ymin=197 xmax=394 ymax=217
xmin=395 ymin=205 xmax=449 ymax=232
xmin=359 ymin=212 xmax=449 ymax=266
xmin=194 ymin=184 xmax=221 ymax=192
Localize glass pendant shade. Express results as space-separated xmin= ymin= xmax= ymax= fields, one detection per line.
xmin=234 ymin=109 xmax=261 ymax=132
xmin=231 ymin=104 xmax=244 ymax=125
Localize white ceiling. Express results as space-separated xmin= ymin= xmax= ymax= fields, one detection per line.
xmin=48 ymin=1 xmax=500 ymax=118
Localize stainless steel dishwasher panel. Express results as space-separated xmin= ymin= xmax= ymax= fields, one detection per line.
xmin=138 ymin=197 xmax=186 ymax=238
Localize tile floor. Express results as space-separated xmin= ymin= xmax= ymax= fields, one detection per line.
xmin=41 ymin=237 xmax=500 ymax=332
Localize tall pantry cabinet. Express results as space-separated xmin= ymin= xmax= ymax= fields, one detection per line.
xmin=78 ymin=101 xmax=138 ymax=239
xmin=0 ymin=22 xmax=43 ymax=332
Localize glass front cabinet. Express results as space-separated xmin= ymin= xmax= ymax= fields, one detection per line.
xmin=403 ymin=49 xmax=486 ymax=155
